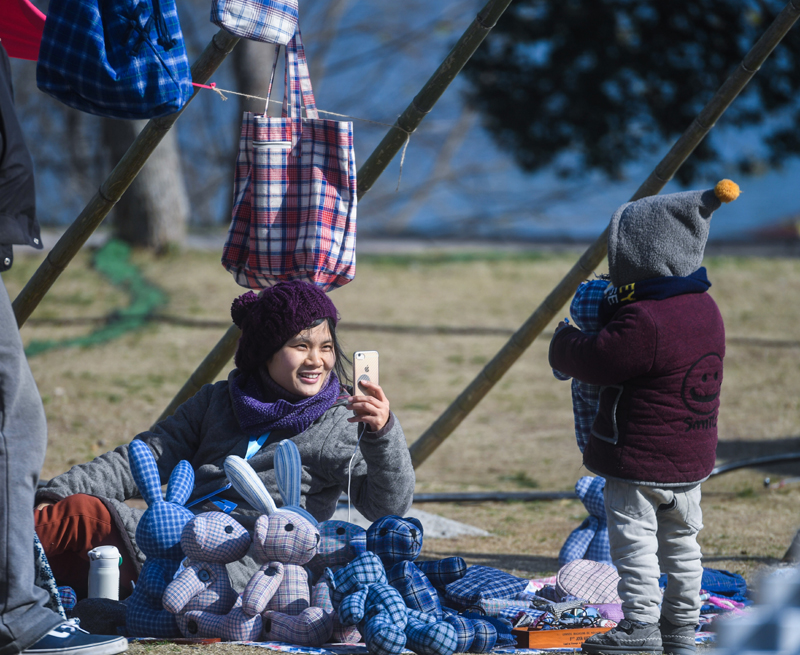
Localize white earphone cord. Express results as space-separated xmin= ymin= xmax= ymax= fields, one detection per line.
xmin=346 ymin=423 xmax=366 ymax=524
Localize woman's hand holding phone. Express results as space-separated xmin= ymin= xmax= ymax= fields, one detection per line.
xmin=346 ymin=380 xmax=390 ymax=432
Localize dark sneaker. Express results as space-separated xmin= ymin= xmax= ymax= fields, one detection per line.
xmin=22 ymin=620 xmax=127 ymax=655
xmin=582 ymin=619 xmax=663 ymax=654
xmin=660 ymin=617 xmax=696 ymax=655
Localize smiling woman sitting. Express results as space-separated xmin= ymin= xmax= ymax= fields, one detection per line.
xmin=35 ymin=281 xmax=415 ymax=599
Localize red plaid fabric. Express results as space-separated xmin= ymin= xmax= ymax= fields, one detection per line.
xmin=222 ymin=28 xmax=357 ymax=293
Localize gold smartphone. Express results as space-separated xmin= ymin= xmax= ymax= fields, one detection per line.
xmin=353 ymin=351 xmax=379 ymax=393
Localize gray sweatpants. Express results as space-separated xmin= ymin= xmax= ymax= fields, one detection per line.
xmin=0 ymin=276 xmax=63 ymax=654
xmin=604 ymin=478 xmax=704 ymax=626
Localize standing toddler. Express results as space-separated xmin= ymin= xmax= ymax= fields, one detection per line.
xmin=549 ymin=180 xmax=739 ymax=655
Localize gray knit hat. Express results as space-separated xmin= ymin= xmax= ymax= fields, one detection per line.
xmin=607 ymin=180 xmax=740 ymax=286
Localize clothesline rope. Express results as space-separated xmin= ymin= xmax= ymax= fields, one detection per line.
xmin=192 ymin=81 xmax=412 ymax=191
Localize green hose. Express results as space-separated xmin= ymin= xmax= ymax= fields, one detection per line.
xmin=25 ymin=239 xmax=167 ymax=357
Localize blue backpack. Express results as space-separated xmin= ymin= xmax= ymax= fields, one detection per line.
xmin=36 ymin=0 xmax=193 ymax=119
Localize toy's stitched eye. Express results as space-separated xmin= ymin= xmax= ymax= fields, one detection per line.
xmin=336 ymin=527 xmax=346 ymax=535
xmin=285 ymin=524 xmax=294 ymax=532
xmin=264 ymin=618 xmax=272 ymax=633
xmin=187 ymin=620 xmax=198 ymax=634
xmin=379 ymin=528 xmax=388 ymax=536
xmin=410 ymin=529 xmax=417 ymax=538
xmin=265 ymin=567 xmax=277 ymax=576
xmin=225 ymin=525 xmax=233 ymax=534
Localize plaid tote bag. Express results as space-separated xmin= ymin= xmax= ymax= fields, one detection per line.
xmin=36 ymin=0 xmax=192 ymax=119
xmin=211 ymin=0 xmax=298 ymax=45
xmin=221 ymin=29 xmax=357 ymax=292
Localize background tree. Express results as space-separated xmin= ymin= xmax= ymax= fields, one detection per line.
xmin=463 ymin=0 xmax=800 ymax=184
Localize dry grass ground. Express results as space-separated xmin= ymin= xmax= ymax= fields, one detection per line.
xmin=6 ymin=245 xmax=800 ymax=609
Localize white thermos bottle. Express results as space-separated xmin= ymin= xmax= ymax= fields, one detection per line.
xmin=87 ymin=545 xmax=121 ymax=600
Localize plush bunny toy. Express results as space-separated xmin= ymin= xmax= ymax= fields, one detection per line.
xmin=367 ymin=515 xmax=498 ymax=653
xmin=125 ymin=438 xmax=195 ymax=638
xmin=214 ymin=440 xmax=333 ymax=646
xmin=162 ymin=511 xmax=252 ymax=638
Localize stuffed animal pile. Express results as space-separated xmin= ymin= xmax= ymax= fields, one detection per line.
xmin=134 ymin=435 xmax=527 ymax=652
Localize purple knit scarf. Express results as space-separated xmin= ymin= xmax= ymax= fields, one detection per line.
xmin=229 ymin=369 xmax=341 ymax=435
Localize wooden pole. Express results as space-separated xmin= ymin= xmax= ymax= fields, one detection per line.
xmin=356 ymin=0 xmax=514 ymax=198
xmin=153 ymin=0 xmax=515 ymax=424
xmin=12 ymin=30 xmax=240 ymax=327
xmin=408 ymin=0 xmax=800 ymax=468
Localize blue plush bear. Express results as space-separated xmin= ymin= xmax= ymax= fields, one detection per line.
xmin=367 ymin=516 xmax=498 ymax=653
xmin=323 ymin=551 xmax=458 ymax=655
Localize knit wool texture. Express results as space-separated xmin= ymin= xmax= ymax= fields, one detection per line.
xmin=607 ymin=188 xmax=722 ymax=286
xmin=233 ymin=280 xmax=339 ymax=375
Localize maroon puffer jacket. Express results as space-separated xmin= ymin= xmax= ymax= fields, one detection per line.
xmin=549 ymin=292 xmax=725 ymax=485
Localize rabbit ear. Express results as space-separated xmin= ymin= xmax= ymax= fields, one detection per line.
xmin=128 ymin=439 xmax=164 ymax=506
xmin=224 ymin=455 xmax=277 ymax=515
xmin=165 ymin=460 xmax=194 ymax=505
xmin=275 ymin=440 xmax=302 ymax=508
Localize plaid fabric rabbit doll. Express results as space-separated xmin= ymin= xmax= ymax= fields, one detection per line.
xmin=211 ymin=440 xmax=333 ymax=645
xmin=125 ymin=439 xmax=195 ymax=637
xmin=162 ymin=511 xmax=252 ymax=638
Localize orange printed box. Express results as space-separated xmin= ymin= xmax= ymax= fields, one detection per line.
xmin=512 ymin=626 xmax=612 ymax=649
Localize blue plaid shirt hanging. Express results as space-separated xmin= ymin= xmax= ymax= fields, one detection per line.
xmin=37 ymin=0 xmax=193 ymax=119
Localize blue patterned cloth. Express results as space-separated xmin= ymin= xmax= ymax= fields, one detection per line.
xmin=339 ymin=583 xmax=408 ymax=655
xmin=416 ymin=558 xmax=467 ymax=590
xmin=33 ymin=532 xmax=66 ymax=619
xmin=211 ymin=0 xmax=299 ymax=45
xmin=405 ymin=609 xmax=457 ymax=655
xmin=659 ymin=567 xmax=749 ymax=604
xmin=553 ymin=279 xmax=607 ymax=453
xmin=367 ymin=516 xmax=423 ymax=568
xmin=307 ymin=520 xmax=367 ymax=582
xmin=387 ymin=561 xmax=441 ymax=618
xmin=558 ymin=476 xmax=612 ymax=566
xmin=327 ymin=551 xmax=388 ymax=605
xmin=36 ymin=0 xmax=193 ymax=119
xmin=57 ymin=587 xmax=77 ymax=614
xmin=443 ymin=566 xmax=529 ymax=610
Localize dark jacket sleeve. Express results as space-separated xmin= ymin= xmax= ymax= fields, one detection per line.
xmin=549 ymin=304 xmax=658 ymax=385
xmin=0 ymin=43 xmax=42 ymax=272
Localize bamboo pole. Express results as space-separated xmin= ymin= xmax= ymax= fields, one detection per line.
xmin=12 ymin=30 xmax=240 ymax=328
xmin=408 ymin=0 xmax=800 ymax=468
xmin=154 ymin=0 xmax=514 ymax=424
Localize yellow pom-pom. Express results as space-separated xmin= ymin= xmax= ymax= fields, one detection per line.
xmin=714 ymin=179 xmax=740 ymax=203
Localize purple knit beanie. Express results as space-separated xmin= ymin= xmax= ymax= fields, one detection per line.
xmin=231 ymin=281 xmax=339 ymax=375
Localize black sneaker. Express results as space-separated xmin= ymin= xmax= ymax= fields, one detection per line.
xmin=22 ymin=620 xmax=127 ymax=655
xmin=660 ymin=617 xmax=696 ymax=655
xmin=582 ymin=619 xmax=663 ymax=654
